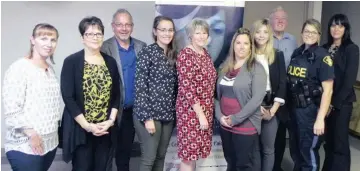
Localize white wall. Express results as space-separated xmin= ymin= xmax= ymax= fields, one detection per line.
xmin=1 ymin=1 xmax=156 ymax=148
xmin=1 ymin=1 xmax=312 ymax=148
xmin=243 ymin=1 xmax=307 ymax=45
xmin=321 ymin=1 xmax=360 ymax=81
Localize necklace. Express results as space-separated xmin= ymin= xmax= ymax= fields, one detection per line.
xmin=191 ymin=44 xmax=204 ymax=55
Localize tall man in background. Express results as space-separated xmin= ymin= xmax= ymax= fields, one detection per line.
xmin=269 ymin=6 xmax=298 ymax=171
xmin=101 ymin=8 xmax=147 ymax=171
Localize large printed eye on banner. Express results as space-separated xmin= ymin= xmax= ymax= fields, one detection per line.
xmin=155 ymin=1 xmax=245 ymax=170
xmin=155 ymin=0 xmax=245 ymax=68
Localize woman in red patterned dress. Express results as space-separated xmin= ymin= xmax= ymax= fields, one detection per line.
xmin=176 ymin=18 xmax=217 ymax=171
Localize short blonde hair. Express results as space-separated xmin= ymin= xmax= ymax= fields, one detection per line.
xmin=301 ymin=18 xmax=322 ymax=35
xmin=186 ymin=18 xmax=209 ymax=38
xmin=301 ymin=19 xmax=322 ymax=44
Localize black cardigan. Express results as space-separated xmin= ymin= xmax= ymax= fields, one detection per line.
xmin=323 ymin=41 xmax=359 ymax=109
xmin=59 ymin=49 xmax=120 ymax=163
xmin=269 ymin=49 xmax=288 ymax=122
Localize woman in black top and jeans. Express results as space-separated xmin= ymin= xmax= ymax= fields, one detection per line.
xmin=133 ymin=16 xmax=177 ymax=171
xmin=322 ymin=14 xmax=359 ymax=171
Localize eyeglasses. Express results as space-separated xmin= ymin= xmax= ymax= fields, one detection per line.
xmin=303 ymin=30 xmax=319 ymax=36
xmin=237 ymin=28 xmax=250 ymax=34
xmin=113 ymin=23 xmax=133 ymax=29
xmin=157 ymin=28 xmax=175 ymax=34
xmin=84 ymin=33 xmax=103 ymax=38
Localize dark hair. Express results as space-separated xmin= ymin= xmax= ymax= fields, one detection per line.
xmin=326 ymin=14 xmax=352 ymax=46
xmin=78 ymin=16 xmax=104 ymax=36
xmin=28 ymin=23 xmax=59 ymax=64
xmin=152 ymin=16 xmax=177 ymax=66
xmin=221 ymin=28 xmax=254 ymax=73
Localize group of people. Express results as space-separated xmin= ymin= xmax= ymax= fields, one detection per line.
xmin=2 ymin=6 xmax=359 ymax=171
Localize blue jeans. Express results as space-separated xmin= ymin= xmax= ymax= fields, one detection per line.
xmin=290 ymin=104 xmax=323 ymax=171
xmin=6 ymin=148 xmax=57 ymax=171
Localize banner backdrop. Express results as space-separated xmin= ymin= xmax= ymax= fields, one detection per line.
xmin=155 ymin=1 xmax=245 ymax=68
xmin=155 ymin=1 xmax=245 ymax=171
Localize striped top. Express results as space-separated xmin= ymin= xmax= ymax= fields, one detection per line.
xmin=219 ymin=68 xmax=257 ymax=135
xmin=2 ymin=58 xmax=61 ymax=155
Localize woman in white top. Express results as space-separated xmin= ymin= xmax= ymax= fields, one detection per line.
xmin=251 ymin=19 xmax=287 ymax=171
xmin=2 ymin=23 xmax=61 ymax=171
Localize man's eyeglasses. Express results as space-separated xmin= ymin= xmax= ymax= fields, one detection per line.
xmin=84 ymin=33 xmax=103 ymax=38
xmin=113 ymin=23 xmax=133 ymax=29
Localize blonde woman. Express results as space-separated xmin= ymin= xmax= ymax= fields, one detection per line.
xmin=176 ymin=18 xmax=217 ymax=171
xmin=251 ymin=19 xmax=287 ymax=171
xmin=287 ymin=19 xmax=334 ymax=171
xmin=3 ymin=23 xmax=61 ymax=171
xmin=215 ymin=28 xmax=266 ymax=171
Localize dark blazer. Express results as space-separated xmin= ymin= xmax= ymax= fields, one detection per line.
xmin=323 ymin=41 xmax=360 ymax=109
xmin=269 ymin=49 xmax=288 ymax=122
xmin=59 ymin=49 xmax=120 ymax=163
xmin=101 ymin=37 xmax=146 ymax=118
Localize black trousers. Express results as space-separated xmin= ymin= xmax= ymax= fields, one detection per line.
xmin=72 ymin=133 xmax=112 ymax=171
xmin=290 ymin=104 xmax=323 ymax=171
xmin=322 ymin=103 xmax=353 ymax=171
xmin=115 ymin=108 xmax=136 ymax=171
xmin=220 ymin=128 xmax=259 ymax=171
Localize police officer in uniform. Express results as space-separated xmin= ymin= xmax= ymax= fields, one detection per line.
xmin=287 ymin=19 xmax=334 ymax=171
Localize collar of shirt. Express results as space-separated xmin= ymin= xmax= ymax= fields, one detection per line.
xmin=116 ymin=38 xmax=134 ymax=52
xmin=153 ymin=42 xmax=165 ymax=53
xmin=300 ymin=43 xmax=318 ymax=54
xmin=273 ymin=32 xmax=291 ymax=40
xmin=292 ymin=43 xmax=318 ymax=58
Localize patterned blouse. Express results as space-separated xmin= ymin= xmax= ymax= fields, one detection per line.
xmin=2 ymin=58 xmax=61 ymax=155
xmin=134 ymin=43 xmax=177 ymax=122
xmin=83 ymin=61 xmax=112 ymax=123
xmin=328 ymin=45 xmax=339 ymax=59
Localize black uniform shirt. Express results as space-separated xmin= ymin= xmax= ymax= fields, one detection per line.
xmin=288 ymin=44 xmax=334 ymax=83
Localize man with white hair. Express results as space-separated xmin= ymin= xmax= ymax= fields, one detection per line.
xmin=269 ymin=6 xmax=298 ymax=171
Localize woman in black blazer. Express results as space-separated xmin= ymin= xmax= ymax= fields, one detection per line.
xmin=60 ymin=16 xmax=120 ymax=171
xmin=322 ymin=14 xmax=359 ymax=171
xmin=251 ymin=19 xmax=287 ymax=171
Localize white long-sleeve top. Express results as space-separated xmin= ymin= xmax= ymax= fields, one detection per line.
xmin=256 ymin=54 xmax=272 ymax=91
xmin=2 ymin=58 xmax=61 ymax=155
xmin=256 ymin=54 xmax=285 ymax=105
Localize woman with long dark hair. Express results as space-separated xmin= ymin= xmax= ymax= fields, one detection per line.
xmin=322 ymin=14 xmax=359 ymax=171
xmin=133 ymin=16 xmax=178 ymax=171
xmin=215 ymin=28 xmax=266 ymax=171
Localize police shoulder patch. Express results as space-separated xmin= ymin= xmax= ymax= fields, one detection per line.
xmin=323 ymin=56 xmax=333 ymax=66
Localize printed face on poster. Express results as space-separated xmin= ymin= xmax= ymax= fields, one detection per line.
xmin=155 ymin=2 xmax=245 ymax=68
xmin=155 ymin=1 xmax=245 ymax=171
